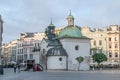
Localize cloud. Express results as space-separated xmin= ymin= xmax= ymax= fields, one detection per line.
xmin=1 ymin=0 xmax=120 ymax=43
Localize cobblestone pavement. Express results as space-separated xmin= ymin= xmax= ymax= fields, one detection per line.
xmin=1 ymin=68 xmax=120 ymax=80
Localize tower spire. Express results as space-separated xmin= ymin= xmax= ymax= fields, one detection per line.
xmin=69 ymin=9 xmax=71 ymax=15
xmin=45 ymin=18 xmax=55 ymax=40
xmin=50 ymin=18 xmax=53 ymax=25
xmin=48 ymin=18 xmax=54 ymax=26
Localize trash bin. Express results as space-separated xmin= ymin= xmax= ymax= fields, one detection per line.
xmin=0 ymin=65 xmax=3 ymax=75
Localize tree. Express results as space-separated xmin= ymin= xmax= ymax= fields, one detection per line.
xmin=92 ymin=53 xmax=107 ymax=69
xmin=76 ymin=56 xmax=84 ymax=71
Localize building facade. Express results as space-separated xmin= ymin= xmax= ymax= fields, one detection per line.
xmin=81 ymin=25 xmax=120 ymax=64
xmin=106 ymin=25 xmax=120 ymax=63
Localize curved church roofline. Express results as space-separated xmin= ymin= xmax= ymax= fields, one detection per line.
xmin=46 ymin=46 xmax=68 ymax=57
xmin=55 ymin=35 xmax=90 ymax=40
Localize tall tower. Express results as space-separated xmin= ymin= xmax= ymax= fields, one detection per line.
xmin=66 ymin=10 xmax=74 ymax=27
xmin=45 ymin=19 xmax=55 ymax=40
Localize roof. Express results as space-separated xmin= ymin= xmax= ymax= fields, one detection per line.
xmin=41 ymin=38 xmax=62 ymax=47
xmin=24 ymin=33 xmax=34 ymax=38
xmin=58 ymin=26 xmax=83 ymax=38
xmin=56 ymin=36 xmax=90 ymax=39
xmin=46 ymin=46 xmax=68 ymax=56
xmin=47 ymin=39 xmax=62 ymax=46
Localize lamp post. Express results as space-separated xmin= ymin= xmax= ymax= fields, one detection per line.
xmin=0 ymin=55 xmax=4 ymax=75
xmin=0 ymin=14 xmax=3 ymax=75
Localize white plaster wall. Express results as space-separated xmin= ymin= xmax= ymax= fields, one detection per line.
xmin=60 ymin=38 xmax=90 ymax=70
xmin=33 ymin=52 xmax=40 ymax=64
xmin=47 ymin=56 xmax=66 ymax=70
xmin=40 ymin=39 xmax=50 ymax=55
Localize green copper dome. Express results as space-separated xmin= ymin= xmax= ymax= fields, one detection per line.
xmin=67 ymin=14 xmax=74 ymax=19
xmin=58 ymin=26 xmax=82 ymax=38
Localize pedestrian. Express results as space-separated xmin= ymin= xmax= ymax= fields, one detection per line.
xmin=13 ymin=64 xmax=17 ymax=73
xmin=33 ymin=63 xmax=35 ymax=72
xmin=17 ymin=64 xmax=21 ymax=73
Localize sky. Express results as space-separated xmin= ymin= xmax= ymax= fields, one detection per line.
xmin=0 ymin=0 xmax=120 ymax=43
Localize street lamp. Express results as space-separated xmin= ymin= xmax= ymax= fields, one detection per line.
xmin=0 ymin=55 xmax=4 ymax=75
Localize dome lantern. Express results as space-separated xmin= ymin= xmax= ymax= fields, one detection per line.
xmin=66 ymin=10 xmax=74 ymax=27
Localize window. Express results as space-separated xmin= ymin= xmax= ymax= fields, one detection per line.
xmin=109 ymin=37 xmax=111 ymax=41
xmin=30 ymin=54 xmax=33 ymax=59
xmin=115 ymin=44 xmax=118 ymax=48
xmin=21 ymin=49 xmax=23 ymax=53
xmin=109 ymin=44 xmax=112 ymax=48
xmin=99 ymin=40 xmax=102 ymax=45
xmin=115 ymin=52 xmax=118 ymax=57
xmin=35 ymin=43 xmax=37 ymax=47
xmin=75 ymin=45 xmax=79 ymax=50
xmin=115 ymin=37 xmax=117 ymax=41
xmin=21 ymin=55 xmax=23 ymax=61
xmin=93 ymin=40 xmax=96 ymax=46
xmin=38 ymin=43 xmax=40 ymax=47
xmin=30 ymin=48 xmax=33 ymax=52
xmin=109 ymin=52 xmax=112 ymax=57
xmin=24 ymin=48 xmax=27 ymax=53
xmin=59 ymin=57 xmax=62 ymax=61
xmin=24 ymin=54 xmax=27 ymax=60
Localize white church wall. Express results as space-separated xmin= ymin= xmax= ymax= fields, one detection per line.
xmin=40 ymin=39 xmax=53 ymax=55
xmin=60 ymin=38 xmax=90 ymax=70
xmin=33 ymin=52 xmax=40 ymax=64
xmin=47 ymin=56 xmax=67 ymax=70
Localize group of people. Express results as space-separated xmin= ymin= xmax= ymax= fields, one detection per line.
xmin=13 ymin=63 xmax=43 ymax=72
xmin=13 ymin=64 xmax=21 ymax=73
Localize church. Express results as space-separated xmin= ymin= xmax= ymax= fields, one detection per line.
xmin=40 ymin=12 xmax=90 ymax=71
